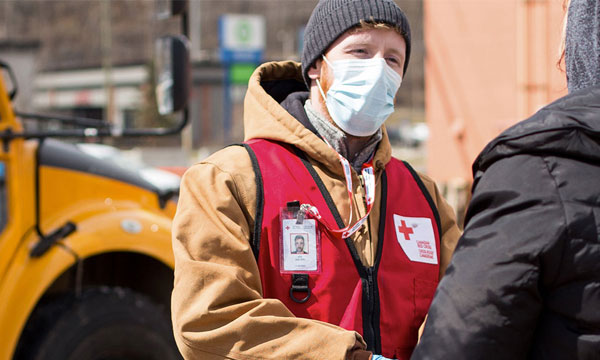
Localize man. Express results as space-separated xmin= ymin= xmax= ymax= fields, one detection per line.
xmin=411 ymin=0 xmax=600 ymax=358
xmin=292 ymin=235 xmax=308 ymax=254
xmin=172 ymin=1 xmax=460 ymax=359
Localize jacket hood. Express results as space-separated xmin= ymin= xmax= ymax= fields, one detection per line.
xmin=473 ymin=85 xmax=600 ymax=174
xmin=243 ymin=61 xmax=392 ymax=174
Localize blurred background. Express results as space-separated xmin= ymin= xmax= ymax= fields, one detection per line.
xmin=0 ymin=0 xmax=568 ymax=223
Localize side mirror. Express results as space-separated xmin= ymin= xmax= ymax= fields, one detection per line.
xmin=0 ymin=61 xmax=18 ymax=101
xmin=154 ymin=35 xmax=190 ymax=116
xmin=170 ymin=0 xmax=187 ymax=16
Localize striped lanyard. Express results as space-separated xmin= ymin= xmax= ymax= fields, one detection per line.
xmin=299 ymin=141 xmax=375 ymax=239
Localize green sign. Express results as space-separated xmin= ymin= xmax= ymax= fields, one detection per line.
xmin=230 ymin=63 xmax=257 ymax=85
xmin=235 ymin=20 xmax=252 ymax=44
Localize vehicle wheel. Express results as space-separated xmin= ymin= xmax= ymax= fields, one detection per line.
xmin=18 ymin=286 xmax=182 ymax=360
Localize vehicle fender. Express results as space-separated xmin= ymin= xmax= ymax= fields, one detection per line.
xmin=62 ymin=207 xmax=174 ymax=265
xmin=0 ymin=208 xmax=174 ymax=360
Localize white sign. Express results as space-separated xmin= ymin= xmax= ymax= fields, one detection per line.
xmin=221 ymin=14 xmax=266 ymax=51
xmin=393 ymin=215 xmax=438 ymax=264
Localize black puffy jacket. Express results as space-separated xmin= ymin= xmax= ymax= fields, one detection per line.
xmin=411 ymin=87 xmax=600 ymax=359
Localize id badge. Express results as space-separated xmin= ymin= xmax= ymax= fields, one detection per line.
xmin=280 ymin=207 xmax=321 ymax=274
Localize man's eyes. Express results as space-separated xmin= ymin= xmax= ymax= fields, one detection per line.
xmin=386 ymin=56 xmax=404 ymax=69
xmin=349 ymin=48 xmax=368 ymax=55
xmin=346 ymin=48 xmax=403 ymax=67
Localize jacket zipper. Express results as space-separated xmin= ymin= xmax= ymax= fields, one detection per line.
xmin=359 ymin=174 xmax=366 ymax=202
xmin=366 ymin=267 xmax=376 ymax=347
xmin=359 ymin=174 xmax=381 ymax=353
xmin=362 ymin=174 xmax=376 ymax=349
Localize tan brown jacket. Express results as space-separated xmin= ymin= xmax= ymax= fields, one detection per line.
xmin=171 ymin=61 xmax=461 ymax=360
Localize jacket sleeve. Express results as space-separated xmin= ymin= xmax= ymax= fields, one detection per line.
xmin=411 ymin=155 xmax=566 ymax=359
xmin=171 ymin=147 xmax=370 ymax=360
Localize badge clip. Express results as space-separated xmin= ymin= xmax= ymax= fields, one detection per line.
xmin=289 ymin=274 xmax=311 ymax=303
xmin=296 ymin=203 xmax=312 ymax=224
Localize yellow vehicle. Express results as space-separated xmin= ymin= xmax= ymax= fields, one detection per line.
xmin=0 ymin=3 xmax=189 ymax=359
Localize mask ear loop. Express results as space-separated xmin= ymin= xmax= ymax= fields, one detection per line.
xmin=315 ymin=66 xmax=341 ymax=130
xmin=315 ymin=55 xmax=333 ymax=102
xmin=316 ymin=78 xmax=327 ymax=102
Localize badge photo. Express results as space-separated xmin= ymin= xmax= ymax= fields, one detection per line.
xmin=290 ymin=233 xmax=309 ymax=254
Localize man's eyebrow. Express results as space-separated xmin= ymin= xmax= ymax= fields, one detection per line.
xmin=342 ymin=41 xmax=370 ymax=48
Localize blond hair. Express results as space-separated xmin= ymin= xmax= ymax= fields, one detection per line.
xmin=558 ymin=0 xmax=572 ymax=71
xmin=352 ymin=19 xmax=403 ymax=36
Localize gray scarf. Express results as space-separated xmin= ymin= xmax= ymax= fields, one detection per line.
xmin=304 ymin=99 xmax=382 ymax=172
xmin=566 ymin=0 xmax=600 ymax=92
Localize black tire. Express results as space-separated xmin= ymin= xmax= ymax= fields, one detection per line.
xmin=19 ymin=287 xmax=182 ymax=360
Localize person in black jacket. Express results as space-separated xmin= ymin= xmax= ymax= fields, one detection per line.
xmin=411 ymin=0 xmax=600 ymax=359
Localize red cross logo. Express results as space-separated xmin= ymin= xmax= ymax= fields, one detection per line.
xmin=285 ymin=226 xmax=290 ymax=230
xmin=397 ymin=220 xmax=414 ymax=240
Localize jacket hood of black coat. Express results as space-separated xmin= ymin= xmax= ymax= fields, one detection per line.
xmin=473 ymin=85 xmax=600 ymax=175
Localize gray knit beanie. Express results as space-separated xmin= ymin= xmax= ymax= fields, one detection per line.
xmin=301 ymin=0 xmax=411 ymax=86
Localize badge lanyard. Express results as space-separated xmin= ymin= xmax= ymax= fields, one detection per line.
xmin=299 ymin=140 xmax=376 ymax=239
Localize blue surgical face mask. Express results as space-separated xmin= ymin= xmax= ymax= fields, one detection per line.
xmin=316 ymin=55 xmax=402 ymax=137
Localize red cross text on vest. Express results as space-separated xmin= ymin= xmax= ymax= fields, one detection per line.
xmin=397 ymin=220 xmax=414 ymax=240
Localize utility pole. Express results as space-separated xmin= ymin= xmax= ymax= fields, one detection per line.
xmin=100 ymin=0 xmax=117 ymax=131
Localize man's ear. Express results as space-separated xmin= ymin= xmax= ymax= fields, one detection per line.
xmin=307 ymin=59 xmax=322 ymax=81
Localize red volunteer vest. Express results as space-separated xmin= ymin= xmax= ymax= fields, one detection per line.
xmin=244 ymin=139 xmax=441 ymax=359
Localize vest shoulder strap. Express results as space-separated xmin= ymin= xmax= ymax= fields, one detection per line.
xmin=231 ymin=143 xmax=264 ymax=260
xmin=394 ymin=159 xmax=442 ymax=240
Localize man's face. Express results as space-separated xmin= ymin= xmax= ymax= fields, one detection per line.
xmin=295 ymin=237 xmax=305 ymax=252
xmin=308 ymin=27 xmax=407 ymax=125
